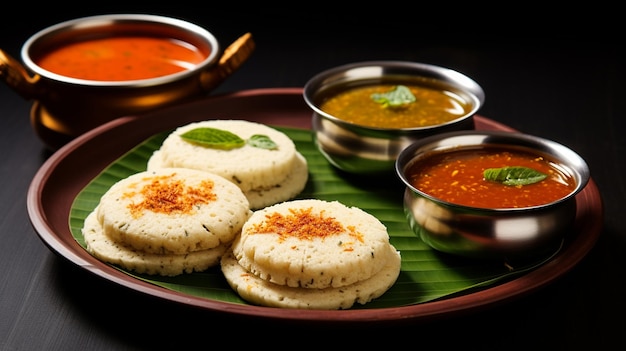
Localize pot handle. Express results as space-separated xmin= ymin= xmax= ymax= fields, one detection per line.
xmin=0 ymin=49 xmax=43 ymax=100
xmin=200 ymin=32 xmax=255 ymax=92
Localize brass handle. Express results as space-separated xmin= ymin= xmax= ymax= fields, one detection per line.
xmin=200 ymin=32 xmax=256 ymax=92
xmin=0 ymin=49 xmax=42 ymax=100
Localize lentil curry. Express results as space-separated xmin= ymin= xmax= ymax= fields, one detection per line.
xmin=319 ymin=83 xmax=473 ymax=128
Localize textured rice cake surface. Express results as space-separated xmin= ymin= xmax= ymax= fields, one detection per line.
xmin=147 ymin=120 xmax=300 ymax=190
xmin=83 ymin=210 xmax=228 ymax=276
xmin=149 ymin=148 xmax=308 ymax=210
xmin=221 ymin=245 xmax=401 ymax=309
xmin=97 ymin=168 xmax=251 ymax=255
xmin=147 ymin=119 xmax=308 ymax=209
xmin=242 ymin=152 xmax=308 ymax=209
xmin=231 ymin=199 xmax=395 ymax=289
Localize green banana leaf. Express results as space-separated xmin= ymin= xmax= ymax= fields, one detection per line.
xmin=69 ymin=126 xmax=560 ymax=309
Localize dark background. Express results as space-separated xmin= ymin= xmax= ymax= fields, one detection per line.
xmin=1 ymin=3 xmax=624 ymax=349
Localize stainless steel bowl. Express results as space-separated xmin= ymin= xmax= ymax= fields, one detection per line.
xmin=303 ymin=61 xmax=485 ymax=175
xmin=395 ymin=130 xmax=590 ymax=260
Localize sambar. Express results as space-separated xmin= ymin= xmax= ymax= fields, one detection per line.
xmin=303 ymin=61 xmax=485 ymax=175
xmin=319 ymin=83 xmax=473 ymax=129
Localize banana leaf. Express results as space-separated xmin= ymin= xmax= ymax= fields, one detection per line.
xmin=69 ymin=126 xmax=560 ymax=309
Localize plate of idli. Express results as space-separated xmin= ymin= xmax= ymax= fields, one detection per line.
xmin=28 ymin=88 xmax=603 ymax=324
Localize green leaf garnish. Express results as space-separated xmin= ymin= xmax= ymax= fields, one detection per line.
xmin=247 ymin=134 xmax=278 ymax=150
xmin=370 ymin=85 xmax=416 ymax=108
xmin=180 ymin=127 xmax=245 ymax=150
xmin=483 ymin=166 xmax=547 ymax=186
xmin=180 ymin=128 xmax=278 ymax=150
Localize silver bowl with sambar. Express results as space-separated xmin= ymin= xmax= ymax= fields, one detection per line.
xmin=303 ymin=61 xmax=485 ymax=175
xmin=395 ymin=130 xmax=590 ymax=260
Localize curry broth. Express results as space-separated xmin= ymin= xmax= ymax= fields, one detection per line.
xmin=36 ymin=36 xmax=207 ymax=81
xmin=319 ymin=80 xmax=474 ymax=129
xmin=406 ymin=146 xmax=577 ymax=209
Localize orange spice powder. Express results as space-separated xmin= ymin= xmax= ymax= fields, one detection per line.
xmin=123 ymin=173 xmax=216 ymax=217
xmin=249 ymin=207 xmax=364 ymax=243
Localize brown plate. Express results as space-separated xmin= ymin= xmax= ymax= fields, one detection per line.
xmin=27 ymin=87 xmax=603 ymax=324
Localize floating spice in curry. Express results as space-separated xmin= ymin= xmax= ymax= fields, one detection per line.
xmin=123 ymin=173 xmax=217 ymax=217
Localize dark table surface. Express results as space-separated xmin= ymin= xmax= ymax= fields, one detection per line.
xmin=1 ymin=5 xmax=624 ymax=350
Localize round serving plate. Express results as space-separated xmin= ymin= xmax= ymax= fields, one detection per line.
xmin=27 ymin=88 xmax=603 ymax=324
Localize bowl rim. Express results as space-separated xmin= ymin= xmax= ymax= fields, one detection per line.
xmin=303 ymin=60 xmax=486 ymax=131
xmin=395 ymin=129 xmax=591 ymax=212
xmin=21 ymin=13 xmax=221 ymax=87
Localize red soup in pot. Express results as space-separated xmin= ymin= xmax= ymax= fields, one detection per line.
xmin=35 ymin=36 xmax=207 ymax=81
xmin=406 ymin=146 xmax=577 ymax=209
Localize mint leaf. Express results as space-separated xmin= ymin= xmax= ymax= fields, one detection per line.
xmin=247 ymin=134 xmax=278 ymax=150
xmin=180 ymin=127 xmax=245 ymax=150
xmin=180 ymin=128 xmax=278 ymax=150
xmin=483 ymin=166 xmax=547 ymax=186
xmin=370 ymin=85 xmax=416 ymax=107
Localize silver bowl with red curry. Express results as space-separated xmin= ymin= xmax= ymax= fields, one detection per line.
xmin=395 ymin=130 xmax=590 ymax=260
xmin=303 ymin=61 xmax=485 ymax=175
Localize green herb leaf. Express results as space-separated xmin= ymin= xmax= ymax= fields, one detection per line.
xmin=484 ymin=166 xmax=547 ymax=186
xmin=370 ymin=85 xmax=416 ymax=108
xmin=247 ymin=134 xmax=278 ymax=150
xmin=180 ymin=127 xmax=245 ymax=150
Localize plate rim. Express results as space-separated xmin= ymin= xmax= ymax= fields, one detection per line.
xmin=26 ymin=87 xmax=604 ymax=324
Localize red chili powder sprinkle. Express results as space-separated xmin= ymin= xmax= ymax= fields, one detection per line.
xmin=123 ymin=173 xmax=216 ymax=217
xmin=250 ymin=207 xmax=363 ymax=242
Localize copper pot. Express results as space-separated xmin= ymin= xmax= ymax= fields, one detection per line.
xmin=0 ymin=14 xmax=255 ymax=149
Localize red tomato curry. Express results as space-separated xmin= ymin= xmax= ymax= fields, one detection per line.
xmin=36 ymin=36 xmax=207 ymax=81
xmin=406 ymin=146 xmax=577 ymax=209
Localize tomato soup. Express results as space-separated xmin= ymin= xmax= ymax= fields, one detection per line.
xmin=36 ymin=36 xmax=207 ymax=81
xmin=319 ymin=83 xmax=473 ymax=128
xmin=406 ymin=147 xmax=577 ymax=208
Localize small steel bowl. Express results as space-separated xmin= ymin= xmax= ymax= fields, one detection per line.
xmin=395 ymin=130 xmax=590 ymax=260
xmin=303 ymin=61 xmax=485 ymax=175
